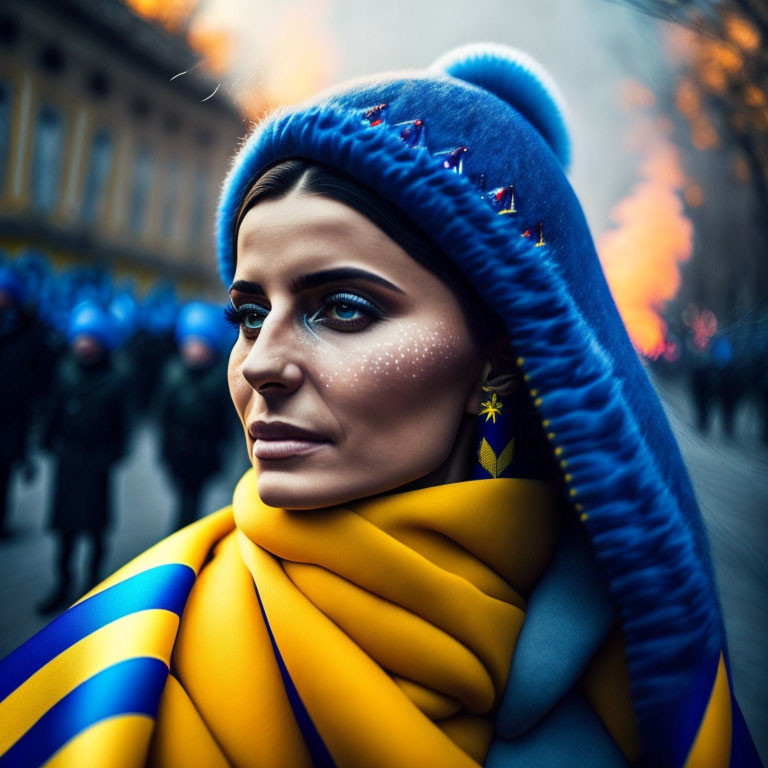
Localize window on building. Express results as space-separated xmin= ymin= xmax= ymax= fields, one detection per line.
xmin=127 ymin=144 xmax=153 ymax=236
xmin=188 ymin=162 xmax=208 ymax=247
xmin=0 ymin=83 xmax=10 ymax=192
xmin=80 ymin=128 xmax=113 ymax=224
xmin=31 ymin=103 xmax=65 ymax=214
xmin=38 ymin=44 xmax=65 ymax=75
xmin=86 ymin=71 xmax=111 ymax=101
xmin=161 ymin=156 xmax=181 ymax=242
xmin=0 ymin=15 xmax=20 ymax=48
xmin=162 ymin=113 xmax=181 ymax=135
xmin=130 ymin=96 xmax=151 ymax=120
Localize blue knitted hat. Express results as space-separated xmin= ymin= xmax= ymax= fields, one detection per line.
xmin=67 ymin=300 xmax=121 ymax=352
xmin=216 ymin=44 xmax=756 ymax=763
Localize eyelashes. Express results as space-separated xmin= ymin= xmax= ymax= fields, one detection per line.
xmin=223 ymin=303 xmax=241 ymax=327
xmin=225 ymin=292 xmax=383 ymax=336
xmin=224 ymin=303 xmax=268 ymax=333
xmin=309 ymin=292 xmax=382 ymax=331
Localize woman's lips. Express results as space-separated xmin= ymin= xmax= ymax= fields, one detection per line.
xmin=248 ymin=420 xmax=331 ymax=460
xmin=252 ymin=438 xmax=328 ymax=460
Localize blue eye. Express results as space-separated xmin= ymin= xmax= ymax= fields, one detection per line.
xmin=309 ymin=292 xmax=381 ymax=331
xmin=224 ymin=302 xmax=268 ymax=334
xmin=243 ymin=312 xmax=264 ymax=330
xmin=332 ymin=302 xmax=361 ymax=320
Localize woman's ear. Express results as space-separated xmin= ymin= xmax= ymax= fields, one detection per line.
xmin=463 ymin=334 xmax=518 ymax=415
xmin=464 ymin=360 xmax=493 ymax=415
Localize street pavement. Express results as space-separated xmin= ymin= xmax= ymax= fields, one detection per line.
xmin=653 ymin=374 xmax=768 ymax=761
xmin=0 ymin=380 xmax=766 ymax=761
xmin=0 ymin=423 xmax=249 ymax=656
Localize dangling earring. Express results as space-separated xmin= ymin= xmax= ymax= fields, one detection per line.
xmin=471 ymin=376 xmax=520 ymax=480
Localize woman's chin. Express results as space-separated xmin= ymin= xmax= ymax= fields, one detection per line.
xmin=253 ymin=463 xmax=406 ymax=510
xmin=253 ymin=465 xmax=445 ymax=511
xmin=255 ymin=472 xmax=347 ymax=511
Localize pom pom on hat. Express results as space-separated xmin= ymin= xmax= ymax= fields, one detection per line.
xmin=431 ymin=43 xmax=571 ymax=170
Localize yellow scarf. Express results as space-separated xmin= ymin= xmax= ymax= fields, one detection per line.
xmin=151 ymin=470 xmax=559 ymax=767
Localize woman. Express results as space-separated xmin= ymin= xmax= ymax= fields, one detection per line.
xmin=0 ymin=44 xmax=760 ymax=767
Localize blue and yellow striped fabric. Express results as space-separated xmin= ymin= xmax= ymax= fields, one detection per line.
xmin=647 ymin=649 xmax=763 ymax=768
xmin=0 ymin=484 xmax=761 ymax=767
xmin=0 ymin=509 xmax=233 ymax=768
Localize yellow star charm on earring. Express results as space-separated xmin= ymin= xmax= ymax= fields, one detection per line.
xmin=479 ymin=392 xmax=503 ymax=423
xmin=473 ymin=389 xmax=517 ymax=480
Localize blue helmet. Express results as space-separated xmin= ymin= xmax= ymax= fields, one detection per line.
xmin=15 ymin=249 xmax=51 ymax=300
xmin=109 ymin=290 xmax=140 ymax=345
xmin=140 ymin=281 xmax=179 ymax=337
xmin=67 ymin=300 xmax=121 ymax=352
xmin=0 ymin=264 xmax=26 ymax=306
xmin=175 ymin=301 xmax=230 ymax=353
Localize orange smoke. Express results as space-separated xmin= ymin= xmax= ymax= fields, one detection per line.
xmin=188 ymin=23 xmax=232 ymax=76
xmin=123 ymin=0 xmax=198 ymax=33
xmin=124 ymin=0 xmax=232 ymax=77
xmin=598 ymin=84 xmax=694 ymax=359
xmin=258 ymin=0 xmax=340 ymax=112
xmin=222 ymin=0 xmax=340 ymax=120
xmin=125 ymin=0 xmax=341 ymax=119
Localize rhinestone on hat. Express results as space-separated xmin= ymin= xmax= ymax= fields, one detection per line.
xmin=360 ymin=103 xmax=550 ymax=246
xmin=397 ymin=119 xmax=426 ymax=149
xmin=487 ymin=185 xmax=516 ymax=215
xmin=363 ymin=103 xmax=388 ymax=127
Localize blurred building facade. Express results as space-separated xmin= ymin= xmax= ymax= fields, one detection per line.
xmin=0 ymin=0 xmax=244 ymax=292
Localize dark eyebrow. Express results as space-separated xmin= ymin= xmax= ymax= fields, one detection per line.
xmin=229 ymin=268 xmax=404 ymax=297
xmin=229 ymin=280 xmax=264 ymax=295
xmin=227 ymin=280 xmax=264 ymax=296
xmin=291 ymin=268 xmax=404 ymax=294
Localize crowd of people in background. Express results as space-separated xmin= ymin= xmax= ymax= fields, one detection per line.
xmin=0 ymin=249 xmax=238 ymax=613
xmin=653 ymin=304 xmax=768 ymax=442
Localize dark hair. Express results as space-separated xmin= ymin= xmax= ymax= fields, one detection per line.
xmin=234 ymin=159 xmax=504 ymax=342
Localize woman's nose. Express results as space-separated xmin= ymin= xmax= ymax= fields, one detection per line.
xmin=240 ymin=316 xmax=303 ymax=396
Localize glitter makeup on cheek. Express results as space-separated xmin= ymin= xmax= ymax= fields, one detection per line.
xmin=315 ymin=320 xmax=467 ymax=388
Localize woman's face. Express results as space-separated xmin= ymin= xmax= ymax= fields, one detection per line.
xmin=228 ymin=189 xmax=486 ymax=510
